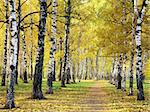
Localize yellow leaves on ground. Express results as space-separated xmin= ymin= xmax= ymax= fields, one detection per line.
xmin=0 ymin=80 xmax=149 ymax=112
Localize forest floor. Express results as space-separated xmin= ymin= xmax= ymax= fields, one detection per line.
xmin=0 ymin=79 xmax=149 ymax=112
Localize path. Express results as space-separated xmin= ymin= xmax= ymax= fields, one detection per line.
xmin=81 ymin=82 xmax=108 ymax=112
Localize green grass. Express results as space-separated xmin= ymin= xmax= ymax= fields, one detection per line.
xmin=0 ymin=79 xmax=95 ymax=92
xmin=0 ymin=79 xmax=149 ymax=112
xmin=0 ymin=79 xmax=97 ymax=112
xmin=95 ymin=80 xmax=150 ymax=112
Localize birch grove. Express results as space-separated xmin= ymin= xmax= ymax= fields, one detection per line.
xmin=0 ymin=0 xmax=149 ymax=110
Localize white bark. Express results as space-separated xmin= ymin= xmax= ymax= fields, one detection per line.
xmin=134 ymin=0 xmax=149 ymax=100
xmin=47 ymin=0 xmax=57 ymax=93
xmin=1 ymin=0 xmax=9 ymax=86
xmin=5 ymin=0 xmax=18 ymax=108
xmin=61 ymin=0 xmax=71 ymax=87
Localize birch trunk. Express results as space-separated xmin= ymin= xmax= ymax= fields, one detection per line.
xmin=72 ymin=63 xmax=76 ymax=83
xmin=59 ymin=37 xmax=63 ymax=81
xmin=85 ymin=57 xmax=88 ymax=80
xmin=122 ymin=0 xmax=127 ymax=92
xmin=117 ymin=54 xmax=123 ymax=89
xmin=95 ymin=50 xmax=99 ymax=80
xmin=32 ymin=0 xmax=47 ymax=99
xmin=1 ymin=0 xmax=9 ymax=86
xmin=21 ymin=29 xmax=28 ymax=83
xmin=110 ymin=58 xmax=115 ymax=84
xmin=46 ymin=0 xmax=57 ymax=94
xmin=5 ymin=0 xmax=18 ymax=108
xmin=113 ymin=56 xmax=118 ymax=86
xmin=101 ymin=58 xmax=106 ymax=79
xmin=89 ymin=58 xmax=93 ymax=79
xmin=15 ymin=0 xmax=21 ymax=84
xmin=30 ymin=0 xmax=33 ymax=80
xmin=134 ymin=0 xmax=149 ymax=100
xmin=66 ymin=35 xmax=71 ymax=84
xmin=122 ymin=58 xmax=127 ymax=91
xmin=61 ymin=0 xmax=71 ymax=87
xmin=129 ymin=0 xmax=135 ymax=96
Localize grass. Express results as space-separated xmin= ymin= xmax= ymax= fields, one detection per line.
xmin=98 ymin=80 xmax=150 ymax=112
xmin=0 ymin=79 xmax=149 ymax=112
xmin=0 ymin=79 xmax=96 ymax=112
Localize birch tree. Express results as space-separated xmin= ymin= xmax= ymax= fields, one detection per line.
xmin=30 ymin=0 xmax=33 ymax=80
xmin=85 ymin=57 xmax=88 ymax=80
xmin=32 ymin=0 xmax=47 ymax=99
xmin=61 ymin=0 xmax=71 ymax=87
xmin=1 ymin=0 xmax=9 ymax=86
xmin=117 ymin=54 xmax=123 ymax=89
xmin=110 ymin=58 xmax=115 ymax=84
xmin=46 ymin=0 xmax=57 ymax=94
xmin=58 ymin=37 xmax=63 ymax=81
xmin=121 ymin=0 xmax=127 ymax=92
xmin=134 ymin=0 xmax=149 ymax=100
xmin=95 ymin=49 xmax=100 ymax=80
xmin=15 ymin=0 xmax=21 ymax=84
xmin=5 ymin=0 xmax=18 ymax=109
xmin=129 ymin=0 xmax=135 ymax=96
xmin=21 ymin=29 xmax=28 ymax=83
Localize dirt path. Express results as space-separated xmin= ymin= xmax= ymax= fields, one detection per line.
xmin=78 ymin=81 xmax=109 ymax=112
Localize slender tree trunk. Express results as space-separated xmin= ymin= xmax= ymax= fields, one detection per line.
xmin=46 ymin=0 xmax=57 ymax=94
xmin=134 ymin=0 xmax=149 ymax=100
xmin=32 ymin=0 xmax=47 ymax=99
xmin=89 ymin=58 xmax=93 ymax=79
xmin=30 ymin=0 xmax=33 ymax=80
xmin=117 ymin=54 xmax=123 ymax=89
xmin=61 ymin=0 xmax=71 ymax=87
xmin=66 ymin=67 xmax=71 ymax=84
xmin=66 ymin=42 xmax=71 ymax=84
xmin=66 ymin=43 xmax=71 ymax=83
xmin=53 ymin=60 xmax=56 ymax=81
xmin=110 ymin=58 xmax=115 ymax=84
xmin=85 ymin=57 xmax=88 ymax=80
xmin=101 ymin=57 xmax=106 ymax=79
xmin=121 ymin=0 xmax=127 ymax=92
xmin=72 ymin=63 xmax=76 ymax=83
xmin=21 ymin=29 xmax=28 ymax=83
xmin=77 ymin=61 xmax=80 ymax=81
xmin=20 ymin=51 xmax=23 ymax=79
xmin=129 ymin=0 xmax=135 ymax=96
xmin=1 ymin=0 xmax=9 ymax=86
xmin=113 ymin=56 xmax=118 ymax=86
xmin=15 ymin=0 xmax=21 ymax=85
xmin=79 ymin=61 xmax=83 ymax=81
xmin=5 ymin=0 xmax=18 ymax=109
xmin=122 ymin=57 xmax=127 ymax=91
xmin=95 ymin=49 xmax=99 ymax=80
xmin=59 ymin=37 xmax=63 ymax=81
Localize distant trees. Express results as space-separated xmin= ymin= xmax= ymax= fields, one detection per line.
xmin=106 ymin=0 xmax=149 ymax=100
